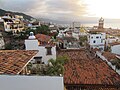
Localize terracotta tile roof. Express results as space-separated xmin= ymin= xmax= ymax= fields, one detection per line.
xmin=57 ymin=49 xmax=120 ymax=86
xmin=89 ymin=29 xmax=105 ymax=33
xmin=102 ymin=52 xmax=117 ymax=61
xmin=35 ymin=34 xmax=51 ymax=43
xmin=109 ymin=42 xmax=120 ymax=46
xmin=0 ymin=50 xmax=38 ymax=74
xmin=35 ymin=34 xmax=55 ymax=46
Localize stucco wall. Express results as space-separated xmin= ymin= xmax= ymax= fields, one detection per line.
xmin=111 ymin=45 xmax=120 ymax=55
xmin=25 ymin=39 xmax=39 ymax=50
xmin=0 ymin=75 xmax=64 ymax=90
xmin=89 ymin=33 xmax=105 ymax=46
xmin=36 ymin=46 xmax=56 ymax=64
xmin=25 ymin=39 xmax=56 ymax=64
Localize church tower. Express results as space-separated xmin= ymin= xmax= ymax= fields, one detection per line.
xmin=98 ymin=17 xmax=104 ymax=29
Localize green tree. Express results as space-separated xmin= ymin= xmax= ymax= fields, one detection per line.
xmin=36 ymin=25 xmax=50 ymax=35
xmin=5 ymin=43 xmax=12 ymax=50
xmin=79 ymin=36 xmax=87 ymax=46
xmin=46 ymin=56 xmax=69 ymax=76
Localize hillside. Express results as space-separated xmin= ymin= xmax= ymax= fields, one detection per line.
xmin=0 ymin=8 xmax=34 ymax=20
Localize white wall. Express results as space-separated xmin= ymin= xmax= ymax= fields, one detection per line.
xmin=107 ymin=38 xmax=117 ymax=43
xmin=36 ymin=46 xmax=56 ymax=64
xmin=72 ymin=32 xmax=79 ymax=40
xmin=0 ymin=75 xmax=64 ymax=90
xmin=111 ymin=45 xmax=120 ymax=55
xmin=92 ymin=45 xmax=104 ymax=50
xmin=25 ymin=39 xmax=39 ymax=50
xmin=96 ymin=51 xmax=120 ymax=75
xmin=89 ymin=33 xmax=105 ymax=46
xmin=88 ymin=33 xmax=106 ymax=50
xmin=25 ymin=39 xmax=56 ymax=64
xmin=4 ymin=22 xmax=12 ymax=32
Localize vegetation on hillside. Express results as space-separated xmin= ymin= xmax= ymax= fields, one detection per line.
xmin=3 ymin=25 xmax=52 ymax=50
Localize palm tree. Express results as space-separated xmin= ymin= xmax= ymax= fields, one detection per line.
xmin=46 ymin=56 xmax=68 ymax=76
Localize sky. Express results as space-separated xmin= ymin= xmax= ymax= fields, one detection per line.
xmin=0 ymin=0 xmax=120 ymax=23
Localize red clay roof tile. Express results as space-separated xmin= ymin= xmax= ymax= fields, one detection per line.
xmin=0 ymin=50 xmax=38 ymax=74
xmin=57 ymin=49 xmax=120 ymax=85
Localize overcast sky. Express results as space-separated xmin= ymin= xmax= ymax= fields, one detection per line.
xmin=0 ymin=0 xmax=86 ymax=20
xmin=0 ymin=0 xmax=120 ymax=23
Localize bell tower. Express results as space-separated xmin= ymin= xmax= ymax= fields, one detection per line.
xmin=98 ymin=17 xmax=104 ymax=29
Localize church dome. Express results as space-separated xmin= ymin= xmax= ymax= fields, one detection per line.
xmin=28 ymin=32 xmax=36 ymax=39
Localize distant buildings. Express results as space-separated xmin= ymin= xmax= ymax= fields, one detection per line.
xmin=98 ymin=17 xmax=104 ymax=29
xmin=28 ymin=21 xmax=41 ymax=30
xmin=88 ymin=17 xmax=106 ymax=51
xmin=0 ymin=13 xmax=25 ymax=34
xmin=88 ymin=32 xmax=106 ymax=51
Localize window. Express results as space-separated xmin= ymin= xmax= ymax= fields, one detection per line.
xmin=96 ymin=36 xmax=99 ymax=39
xmin=101 ymin=40 xmax=103 ymax=43
xmin=34 ymin=56 xmax=42 ymax=64
xmin=93 ymin=40 xmax=96 ymax=43
xmin=46 ymin=47 xmax=52 ymax=55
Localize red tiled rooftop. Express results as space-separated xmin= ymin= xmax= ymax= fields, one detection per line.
xmin=57 ymin=49 xmax=120 ymax=86
xmin=35 ymin=34 xmax=51 ymax=43
xmin=35 ymin=34 xmax=55 ymax=46
xmin=0 ymin=50 xmax=38 ymax=74
xmin=109 ymin=42 xmax=120 ymax=46
xmin=102 ymin=52 xmax=117 ymax=61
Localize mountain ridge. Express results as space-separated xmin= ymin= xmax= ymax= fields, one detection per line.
xmin=0 ymin=8 xmax=33 ymax=20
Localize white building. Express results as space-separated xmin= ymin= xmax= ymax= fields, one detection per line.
xmin=88 ymin=17 xmax=106 ymax=51
xmin=111 ymin=44 xmax=120 ymax=55
xmin=57 ymin=30 xmax=65 ymax=38
xmin=88 ymin=33 xmax=106 ymax=51
xmin=0 ymin=13 xmax=25 ymax=34
xmin=28 ymin=21 xmax=41 ymax=30
xmin=25 ymin=32 xmax=56 ymax=64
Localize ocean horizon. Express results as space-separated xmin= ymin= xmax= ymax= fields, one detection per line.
xmin=83 ymin=23 xmax=120 ymax=29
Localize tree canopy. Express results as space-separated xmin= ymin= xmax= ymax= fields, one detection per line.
xmin=46 ymin=56 xmax=69 ymax=76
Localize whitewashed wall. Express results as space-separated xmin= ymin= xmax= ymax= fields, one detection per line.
xmin=89 ymin=33 xmax=105 ymax=46
xmin=36 ymin=46 xmax=56 ymax=64
xmin=25 ymin=39 xmax=56 ymax=64
xmin=96 ymin=51 xmax=120 ymax=75
xmin=25 ymin=39 xmax=39 ymax=50
xmin=111 ymin=45 xmax=120 ymax=55
xmin=0 ymin=75 xmax=64 ymax=90
xmin=72 ymin=32 xmax=79 ymax=40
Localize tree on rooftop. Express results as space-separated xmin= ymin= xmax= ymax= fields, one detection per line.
xmin=79 ymin=36 xmax=87 ymax=46
xmin=46 ymin=55 xmax=69 ymax=76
